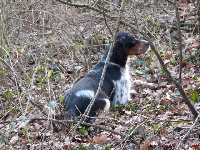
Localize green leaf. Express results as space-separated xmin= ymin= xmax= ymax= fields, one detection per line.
xmin=9 ymin=122 xmax=16 ymax=130
xmin=170 ymin=61 xmax=176 ymax=66
xmin=158 ymin=106 xmax=165 ymax=110
xmin=27 ymin=74 xmax=33 ymax=84
xmin=38 ymin=77 xmax=43 ymax=86
xmin=75 ymin=43 xmax=84 ymax=51
xmin=22 ymin=128 xmax=26 ymax=135
xmin=117 ymin=103 xmax=123 ymax=108
xmin=152 ymin=124 xmax=158 ymax=130
xmin=135 ymin=58 xmax=144 ymax=66
xmin=0 ymin=132 xmax=6 ymax=143
xmin=190 ymin=55 xmax=195 ymax=60
xmin=129 ymin=127 xmax=139 ymax=135
xmin=193 ymin=75 xmax=198 ymax=80
xmin=159 ymin=51 xmax=164 ymax=55
xmin=190 ymin=92 xmax=200 ymax=102
xmin=16 ymin=48 xmax=21 ymax=54
xmin=6 ymin=91 xmax=11 ymax=99
xmin=4 ymin=47 xmax=11 ymax=56
xmin=111 ymin=103 xmax=123 ymax=110
xmin=41 ymin=55 xmax=49 ymax=61
xmin=55 ymin=72 xmax=61 ymax=81
xmin=173 ymin=120 xmax=184 ymax=126
xmin=157 ymin=70 xmax=163 ymax=77
xmin=106 ymin=144 xmax=115 ymax=149
xmin=8 ymin=106 xmax=13 ymax=112
xmin=36 ymin=67 xmax=42 ymax=74
xmin=125 ymin=0 xmax=131 ymax=4
xmin=111 ymin=105 xmax=117 ymax=110
xmin=132 ymin=129 xmax=139 ymax=135
xmin=146 ymin=105 xmax=152 ymax=111
xmin=70 ymin=147 xmax=83 ymax=150
xmin=47 ymin=70 xmax=53 ymax=78
xmin=129 ymin=104 xmax=136 ymax=111
xmin=59 ymin=96 xmax=64 ymax=103
xmin=181 ymin=23 xmax=191 ymax=29
xmin=181 ymin=23 xmax=190 ymax=27
xmin=78 ymin=126 xmax=88 ymax=136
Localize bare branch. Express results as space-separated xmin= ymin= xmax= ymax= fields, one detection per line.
xmin=174 ymin=1 xmax=183 ymax=84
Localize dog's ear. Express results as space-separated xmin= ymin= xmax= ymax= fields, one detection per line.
xmin=116 ymin=36 xmax=126 ymax=47
xmin=112 ymin=36 xmax=127 ymax=67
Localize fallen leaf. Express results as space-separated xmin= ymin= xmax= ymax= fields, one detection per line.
xmin=160 ymin=99 xmax=170 ymax=105
xmin=92 ymin=135 xmax=108 ymax=144
xmin=140 ymin=140 xmax=151 ymax=150
xmin=192 ymin=143 xmax=200 ymax=150
xmin=22 ymin=140 xmax=29 ymax=145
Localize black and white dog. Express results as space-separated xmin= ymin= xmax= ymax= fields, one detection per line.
xmin=64 ymin=32 xmax=149 ymax=119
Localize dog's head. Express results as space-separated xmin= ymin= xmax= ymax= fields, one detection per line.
xmin=115 ymin=32 xmax=149 ymax=55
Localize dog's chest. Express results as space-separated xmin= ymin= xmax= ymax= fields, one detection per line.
xmin=112 ymin=66 xmax=131 ymax=106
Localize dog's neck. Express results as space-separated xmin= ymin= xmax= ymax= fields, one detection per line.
xmin=102 ymin=44 xmax=128 ymax=68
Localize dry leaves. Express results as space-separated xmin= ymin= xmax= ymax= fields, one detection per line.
xmin=92 ymin=135 xmax=108 ymax=144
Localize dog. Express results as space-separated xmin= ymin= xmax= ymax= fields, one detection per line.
xmin=63 ymin=32 xmax=149 ymax=119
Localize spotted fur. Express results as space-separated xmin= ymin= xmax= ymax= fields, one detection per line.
xmin=112 ymin=64 xmax=131 ymax=106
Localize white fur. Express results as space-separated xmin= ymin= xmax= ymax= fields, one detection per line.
xmin=76 ymin=90 xmax=94 ymax=98
xmin=76 ymin=90 xmax=110 ymax=111
xmin=103 ymin=98 xmax=110 ymax=112
xmin=75 ymin=62 xmax=131 ymax=109
xmin=112 ymin=65 xmax=131 ymax=106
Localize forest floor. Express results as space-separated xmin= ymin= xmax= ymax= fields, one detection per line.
xmin=0 ymin=0 xmax=200 ymax=150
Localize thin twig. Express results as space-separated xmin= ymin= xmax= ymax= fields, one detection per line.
xmin=99 ymin=6 xmax=113 ymax=36
xmin=175 ymin=114 xmax=200 ymax=150
xmin=0 ymin=56 xmax=13 ymax=71
xmin=116 ymin=120 xmax=146 ymax=149
xmin=115 ymin=0 xmax=125 ymax=32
